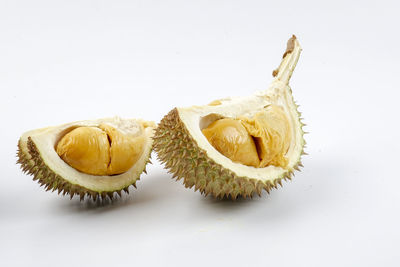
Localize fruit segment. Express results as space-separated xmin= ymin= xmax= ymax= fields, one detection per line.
xmin=56 ymin=124 xmax=146 ymax=176
xmin=241 ymin=105 xmax=291 ymax=168
xmin=154 ymin=35 xmax=305 ymax=199
xmin=17 ymin=117 xmax=155 ymax=200
xmin=202 ymin=119 xmax=260 ymax=167
xmin=56 ymin=127 xmax=111 ymax=175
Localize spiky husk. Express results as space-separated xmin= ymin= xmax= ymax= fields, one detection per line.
xmin=153 ymin=108 xmax=306 ymax=200
xmin=17 ymin=137 xmax=152 ymax=201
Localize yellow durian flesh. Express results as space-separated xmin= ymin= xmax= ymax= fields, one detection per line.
xmin=56 ymin=127 xmax=110 ymax=175
xmin=202 ymin=119 xmax=260 ymax=167
xmin=100 ymin=124 xmax=146 ymax=176
xmin=208 ymin=100 xmax=223 ymax=106
xmin=202 ymin=104 xmax=291 ymax=169
xmin=241 ymin=105 xmax=291 ymax=168
xmin=56 ymin=124 xmax=145 ymax=176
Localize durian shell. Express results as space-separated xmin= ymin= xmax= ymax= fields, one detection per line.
xmin=17 ymin=118 xmax=154 ymax=201
xmin=153 ymin=35 xmax=306 ymax=199
xmin=154 ymin=108 xmax=305 ymax=199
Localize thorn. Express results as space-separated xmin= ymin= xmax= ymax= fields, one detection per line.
xmin=265 ymin=186 xmax=270 ymax=194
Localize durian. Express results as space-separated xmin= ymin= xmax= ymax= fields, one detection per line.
xmin=154 ymin=35 xmax=305 ymax=199
xmin=17 ymin=117 xmax=155 ymax=200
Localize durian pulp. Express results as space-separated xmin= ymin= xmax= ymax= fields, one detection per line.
xmin=202 ymin=104 xmax=291 ymax=168
xmin=56 ymin=123 xmax=146 ymax=176
xmin=202 ymin=119 xmax=260 ymax=167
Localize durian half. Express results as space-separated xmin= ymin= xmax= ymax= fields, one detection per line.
xmin=17 ymin=117 xmax=155 ymax=200
xmin=154 ymin=35 xmax=305 ymax=199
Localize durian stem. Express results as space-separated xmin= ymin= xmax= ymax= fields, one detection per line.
xmin=272 ymin=35 xmax=302 ymax=85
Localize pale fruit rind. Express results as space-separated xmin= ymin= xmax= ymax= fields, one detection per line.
xmin=153 ymin=35 xmax=306 ymax=199
xmin=17 ymin=118 xmax=155 ymax=201
xmin=154 ymin=107 xmax=305 ymax=199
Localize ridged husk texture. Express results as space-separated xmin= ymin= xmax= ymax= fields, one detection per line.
xmin=153 ymin=35 xmax=306 ymax=199
xmin=17 ymin=120 xmax=153 ymax=201
xmin=154 ymin=109 xmax=305 ymax=199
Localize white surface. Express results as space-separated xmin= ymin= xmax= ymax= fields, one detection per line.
xmin=1 ymin=0 xmax=399 ymax=266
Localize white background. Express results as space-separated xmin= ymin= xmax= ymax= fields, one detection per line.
xmin=1 ymin=0 xmax=399 ymax=266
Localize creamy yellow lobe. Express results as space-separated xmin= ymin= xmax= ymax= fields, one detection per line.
xmin=202 ymin=104 xmax=291 ymax=168
xmin=56 ymin=125 xmax=145 ymax=176
xmin=202 ymin=119 xmax=260 ymax=167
